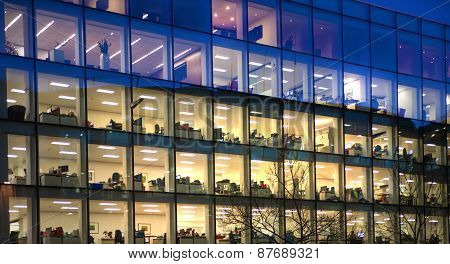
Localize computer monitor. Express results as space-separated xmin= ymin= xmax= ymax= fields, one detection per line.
xmin=58 ymin=165 xmax=69 ymax=173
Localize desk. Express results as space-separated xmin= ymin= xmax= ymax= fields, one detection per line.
xmin=101 ymin=238 xmax=115 ymax=244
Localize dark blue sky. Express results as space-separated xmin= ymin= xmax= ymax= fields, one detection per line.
xmin=358 ymin=0 xmax=450 ymax=26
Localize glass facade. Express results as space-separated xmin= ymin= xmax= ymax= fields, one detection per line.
xmin=1 ymin=0 xmax=450 ymax=245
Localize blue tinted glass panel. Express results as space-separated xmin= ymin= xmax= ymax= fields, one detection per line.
xmin=313 ymin=0 xmax=341 ymax=13
xmin=371 ymin=69 xmax=397 ymax=115
xmin=313 ymin=10 xmax=341 ymax=60
xmin=397 ymin=31 xmax=421 ymax=77
xmin=397 ymin=13 xmax=420 ymax=33
xmin=314 ymin=57 xmax=342 ymax=107
xmin=344 ymin=63 xmax=370 ymax=111
xmin=422 ymin=37 xmax=445 ymax=81
xmin=370 ymin=6 xmax=395 ymax=27
xmin=342 ymin=0 xmax=369 ymax=21
xmin=422 ymin=20 xmax=445 ymax=39
xmin=248 ymin=0 xmax=279 ymax=47
xmin=281 ymin=2 xmax=312 ymax=54
xmin=447 ymin=42 xmax=450 ymax=83
xmin=290 ymin=0 xmax=312 ymax=5
xmin=131 ymin=0 xmax=171 ymax=24
xmin=447 ymin=26 xmax=450 ymax=41
xmin=422 ymin=80 xmax=446 ymax=123
xmin=398 ymin=74 xmax=422 ymax=120
xmin=173 ymin=0 xmax=211 ymax=33
xmin=282 ymin=51 xmax=313 ymax=102
xmin=371 ymin=24 xmax=396 ymax=72
xmin=343 ymin=17 xmax=370 ymax=66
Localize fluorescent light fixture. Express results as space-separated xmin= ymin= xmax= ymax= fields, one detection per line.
xmin=180 ymin=206 xmax=196 ymax=209
xmin=142 ymin=157 xmax=159 ymax=162
xmin=142 ymin=13 xmax=149 ymax=19
xmin=9 ymin=210 xmax=19 ymax=213
xmin=6 ymin=99 xmax=16 ymax=103
xmin=142 ymin=106 xmax=158 ymax=111
xmin=404 ymin=140 xmax=413 ymax=144
xmin=4 ymin=14 xmax=22 ymax=31
xmin=50 ymin=82 xmax=70 ymax=88
xmin=179 ymin=111 xmax=194 ymax=116
xmin=371 ymin=84 xmax=378 ymax=88
xmin=215 ymin=55 xmax=229 ymax=60
xmin=58 ymin=95 xmax=76 ymax=101
xmin=144 ymin=209 xmax=161 ymax=213
xmin=53 ymin=201 xmax=72 ymax=205
xmin=13 ymin=205 xmax=27 ymax=208
xmin=426 ymin=143 xmax=436 ymax=147
xmin=216 ymin=106 xmax=230 ymax=110
xmin=178 ymin=167 xmax=193 ymax=171
xmin=96 ymin=89 xmax=115 ymax=94
xmin=86 ymin=43 xmax=98 ymax=53
xmin=249 ymin=74 xmax=259 ymax=78
xmin=249 ymin=61 xmax=263 ymax=67
xmin=282 ymin=67 xmax=294 ymax=72
xmin=155 ymin=63 xmax=164 ymax=69
xmin=317 ymin=86 xmax=329 ymax=91
xmin=261 ymin=77 xmax=272 ymax=81
xmin=101 ymin=101 xmax=119 ymax=106
xmin=131 ymin=38 xmax=141 ymax=46
xmin=180 ymin=161 xmax=195 ymax=165
xmin=213 ymin=68 xmax=227 ymax=73
xmin=142 ymin=204 xmax=159 ymax=208
xmin=250 ymin=111 xmax=262 ymax=115
xmin=216 ymin=164 xmax=228 ymax=167
xmin=216 ymin=156 xmax=231 ymax=161
xmin=102 ymin=154 xmax=120 ymax=159
xmin=12 ymin=147 xmax=26 ymax=151
xmin=99 ymin=203 xmax=117 ymax=206
xmin=140 ymin=149 xmax=158 ymax=154
xmin=325 ymin=76 xmax=333 ymax=80
xmin=344 ymin=124 xmax=351 ymax=127
xmin=61 ymin=207 xmax=78 ymax=210
xmin=264 ymin=65 xmax=272 ymax=69
xmin=51 ymin=141 xmax=70 ymax=146
xmin=214 ymin=115 xmax=227 ymax=120
xmin=180 ymin=153 xmax=196 ymax=157
xmin=104 ymin=208 xmax=120 ymax=211
xmin=11 ymin=88 xmax=25 ymax=93
xmin=178 ymin=101 xmax=195 ymax=105
xmin=59 ymin=151 xmax=77 ymax=155
xmin=132 ymin=45 xmax=163 ymax=65
xmin=139 ymin=95 xmax=156 ymax=100
xmin=109 ymin=50 xmax=121 ymax=59
xmin=282 ymin=80 xmax=289 ymax=84
xmin=372 ymin=127 xmax=379 ymax=131
xmin=55 ymin=33 xmax=76 ymax=50
xmin=98 ymin=146 xmax=116 ymax=150
xmin=36 ymin=20 xmax=54 ymax=37
xmin=174 ymin=48 xmax=192 ymax=59
xmin=314 ymin=73 xmax=323 ymax=78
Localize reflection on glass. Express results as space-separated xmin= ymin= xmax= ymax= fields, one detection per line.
xmin=374 ymin=210 xmax=398 ymax=244
xmin=134 ymin=146 xmax=169 ymax=192
xmin=284 ymin=159 xmax=313 ymax=200
xmin=3 ymin=2 xmax=29 ymax=57
xmin=425 ymin=214 xmax=447 ymax=244
xmin=131 ymin=0 xmax=171 ymax=23
xmin=316 ymin=206 xmax=345 ymax=244
xmin=424 ymin=166 xmax=447 ymax=207
xmin=399 ymin=163 xmax=423 ymax=206
xmin=212 ymin=0 xmax=244 ymax=39
xmin=89 ymin=199 xmax=129 ymax=244
xmin=216 ymin=205 xmax=247 ymax=243
xmin=281 ymin=2 xmax=311 ymax=53
xmin=398 ymin=75 xmax=421 ymax=119
xmin=313 ymin=10 xmax=341 ymax=59
xmin=135 ymin=202 xmax=170 ymax=244
xmin=252 ymin=204 xmax=281 ymax=243
xmin=346 ymin=210 xmax=370 ymax=244
xmin=422 ymin=80 xmax=446 ymax=123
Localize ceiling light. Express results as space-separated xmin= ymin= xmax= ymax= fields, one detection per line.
xmin=36 ymin=20 xmax=54 ymax=37
xmin=140 ymin=149 xmax=158 ymax=154
xmin=51 ymin=141 xmax=70 ymax=146
xmin=155 ymin=63 xmax=164 ymax=69
xmin=96 ymin=89 xmax=115 ymax=94
xmin=13 ymin=205 xmax=27 ymax=208
xmin=180 ymin=161 xmax=195 ymax=165
xmin=314 ymin=73 xmax=323 ymax=78
xmin=9 ymin=210 xmax=19 ymax=213
xmin=99 ymin=202 xmax=118 ymax=206
xmin=371 ymin=84 xmax=378 ymax=88
xmin=144 ymin=209 xmax=161 ymax=213
xmin=216 ymin=106 xmax=230 ymax=110
xmin=180 ymin=153 xmax=196 ymax=157
xmin=249 ymin=61 xmax=263 ymax=67
xmin=249 ymin=74 xmax=259 ymax=78
xmin=261 ymin=77 xmax=271 ymax=81
xmin=214 ymin=13 xmax=218 ymax=17
xmin=325 ymin=76 xmax=333 ymax=80
xmin=59 ymin=151 xmax=77 ymax=155
xmin=61 ymin=207 xmax=78 ymax=210
xmin=142 ymin=204 xmax=159 ymax=208
xmin=10 ymin=89 xmax=25 ymax=94
xmin=282 ymin=68 xmax=294 ymax=72
xmin=139 ymin=95 xmax=156 ymax=100
xmin=179 ymin=111 xmax=194 ymax=116
xmin=102 ymin=154 xmax=120 ymax=159
xmin=132 ymin=45 xmax=163 ymax=65
xmin=226 ymin=6 xmax=230 ymax=10
xmin=53 ymin=201 xmax=72 ymax=205
xmin=55 ymin=33 xmax=76 ymax=50
xmin=131 ymin=38 xmax=141 ymax=46
xmin=214 ymin=115 xmax=227 ymax=120
xmin=142 ymin=13 xmax=149 ymax=19
xmin=142 ymin=106 xmax=158 ymax=111
xmin=215 ymin=55 xmax=229 ymax=60
xmin=282 ymin=80 xmax=288 ymax=84
xmin=174 ymin=48 xmax=192 ymax=59
xmin=216 ymin=156 xmax=231 ymax=160
xmin=109 ymin=50 xmax=121 ymax=59
xmin=178 ymin=101 xmax=195 ymax=105
xmin=426 ymin=143 xmax=436 ymax=147
xmin=98 ymin=146 xmax=116 ymax=150
xmin=317 ymin=86 xmax=328 ymax=91
xmin=12 ymin=147 xmax=26 ymax=151
xmin=50 ymin=82 xmax=70 ymax=88
xmin=180 ymin=205 xmax=196 ymax=209
xmin=102 ymin=101 xmax=119 ymax=106
xmin=404 ymin=140 xmax=413 ymax=144
xmin=86 ymin=43 xmax=98 ymax=53
xmin=143 ymin=158 xmax=159 ymax=162
xmin=4 ymin=14 xmax=22 ymax=31
xmin=104 ymin=208 xmax=120 ymax=211
xmin=216 ymin=164 xmax=228 ymax=167
xmin=213 ymin=68 xmax=227 ymax=73
xmin=58 ymin=95 xmax=76 ymax=101
xmin=6 ymin=99 xmax=16 ymax=103
xmin=344 ymin=124 xmax=351 ymax=127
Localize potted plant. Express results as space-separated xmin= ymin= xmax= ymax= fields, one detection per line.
xmin=49 ymin=41 xmax=66 ymax=63
xmin=98 ymin=38 xmax=111 ymax=70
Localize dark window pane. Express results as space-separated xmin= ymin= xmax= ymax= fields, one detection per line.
xmin=281 ymin=2 xmax=312 ymax=54
xmin=422 ymin=20 xmax=445 ymax=39
xmin=173 ymin=0 xmax=211 ymax=33
xmin=313 ymin=0 xmax=341 ymax=13
xmin=131 ymin=0 xmax=171 ymax=24
xmin=342 ymin=0 xmax=369 ymax=20
xmin=422 ymin=37 xmax=445 ymax=81
xmin=397 ymin=13 xmax=420 ymax=34
xmin=447 ymin=42 xmax=450 ymax=83
xmin=313 ymin=10 xmax=341 ymax=60
xmin=397 ymin=31 xmax=421 ymax=76
xmin=422 ymin=80 xmax=446 ymax=123
xmin=370 ymin=6 xmax=395 ymax=27
xmin=343 ymin=17 xmax=369 ymax=66
xmin=371 ymin=24 xmax=396 ymax=72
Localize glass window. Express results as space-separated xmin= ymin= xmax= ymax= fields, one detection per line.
xmin=7 ymin=195 xmax=34 ymax=243
xmin=251 ymin=200 xmax=282 ymax=243
xmin=316 ymin=154 xmax=344 ymax=201
xmin=313 ymin=10 xmax=341 ymax=60
xmin=283 ymin=102 xmax=313 ymax=151
xmin=248 ymin=44 xmax=280 ymax=97
xmin=446 ymin=43 xmax=450 ymax=83
xmin=131 ymin=0 xmax=171 ymax=24
xmin=2 ymin=0 xmax=32 ymax=57
xmin=423 ymin=80 xmax=446 ymax=123
xmin=313 ymin=0 xmax=340 ymax=12
xmin=373 ymin=160 xmax=398 ymax=205
xmin=284 ymin=151 xmax=314 ymax=200
xmin=85 ymin=10 xmax=129 ymax=73
xmin=39 ymin=134 xmax=84 ymax=188
xmin=397 ymin=14 xmax=421 ymax=34
xmin=176 ymin=151 xmax=210 ymax=195
xmin=397 ymin=31 xmax=421 ymax=76
xmin=249 ymin=100 xmax=282 ymax=148
xmin=0 ymin=56 xmax=34 ymax=121
xmin=177 ymin=202 xmax=211 ymax=244
xmin=372 ymin=115 xmax=397 ymax=160
xmin=374 ymin=206 xmax=399 ymax=243
xmin=173 ymin=29 xmax=211 ymax=87
xmin=35 ymin=2 xmax=82 ymax=65
xmin=134 ymin=146 xmax=170 ymax=192
xmin=213 ymin=95 xmax=247 ymax=144
xmin=424 ymin=166 xmax=447 ymax=207
xmin=40 ymin=197 xmax=84 ymax=244
xmin=399 ymin=162 xmax=423 ymax=206
xmin=314 ymin=58 xmax=342 ymax=107
xmin=316 ymin=202 xmax=345 ymax=243
xmin=343 ymin=17 xmax=370 ymax=66
xmin=422 ymin=37 xmax=445 ymax=81
xmin=173 ymin=0 xmax=211 ymax=33
xmin=212 ymin=0 xmax=244 ymax=40
xmin=344 ymin=64 xmax=370 ymax=111
xmin=447 ymin=84 xmax=450 ymax=123
xmin=370 ymin=6 xmax=395 ymax=27
xmin=400 ymin=208 xmax=425 ymax=243
xmin=215 ymin=149 xmax=247 ymax=196
xmin=344 ymin=111 xmax=370 ymax=157
xmin=281 ymin=2 xmax=312 ymax=54
xmin=87 ymin=71 xmax=130 ymax=132
xmin=315 ymin=107 xmax=343 ymax=154
xmin=248 ymin=0 xmax=279 ymax=47
xmin=251 ymin=148 xmax=281 ymax=198
xmin=215 ymin=200 xmax=250 ymax=244
xmin=423 ymin=123 xmax=446 ymax=166
xmin=425 ymin=209 xmax=448 ymax=244
xmin=398 ymin=75 xmax=422 ymax=120
xmin=422 ymin=20 xmax=445 ymax=39
xmin=5 ymin=133 xmax=34 ymax=185
xmin=174 ymin=91 xmax=212 ymax=140
xmin=346 ymin=205 xmax=372 ymax=244
xmin=37 ymin=63 xmax=84 ymax=127
xmin=282 ymin=51 xmax=313 ymax=102
xmin=90 ymin=198 xmax=131 ymax=243
xmin=132 ymin=78 xmax=173 ymax=137
xmin=345 ymin=159 xmax=372 ymax=203
xmin=371 ymin=24 xmax=396 ymax=72
xmin=85 ymin=0 xmax=128 ymax=15
xmin=285 ymin=200 xmax=315 ymax=243
xmin=398 ymin=118 xmax=422 ymax=163
xmin=88 ymin=143 xmax=130 ymax=191
xmin=135 ymin=201 xmax=171 ymax=244
xmin=371 ymin=69 xmax=397 ymax=115
xmin=131 ymin=20 xmax=171 ymax=80
xmin=213 ymin=37 xmax=246 ymax=92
